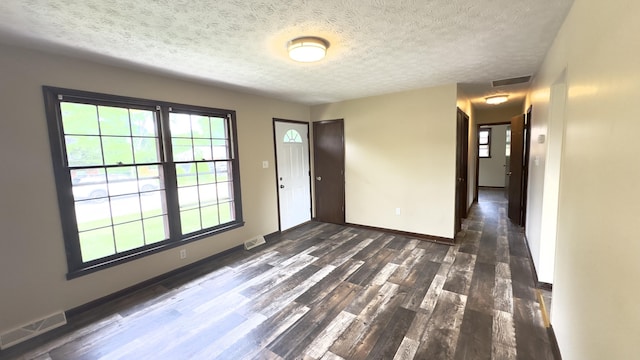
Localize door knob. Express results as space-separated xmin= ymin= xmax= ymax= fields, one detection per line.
xmin=280 ymin=185 xmax=284 ymax=188
xmin=507 ymin=172 xmax=512 ymax=176
xmin=316 ymin=176 xmax=322 ymax=181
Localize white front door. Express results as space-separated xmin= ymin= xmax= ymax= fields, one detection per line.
xmin=274 ymin=121 xmax=311 ymax=231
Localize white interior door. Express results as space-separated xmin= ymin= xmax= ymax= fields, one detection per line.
xmin=275 ymin=121 xmax=311 ymax=231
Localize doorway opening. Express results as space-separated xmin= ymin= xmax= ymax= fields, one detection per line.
xmin=474 ymin=112 xmax=530 ymax=228
xmin=475 ymin=121 xmax=510 ymax=208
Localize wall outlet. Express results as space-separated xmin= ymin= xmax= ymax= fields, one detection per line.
xmin=395 ymin=208 xmax=401 ymax=216
xmin=179 ymin=249 xmax=187 ymax=259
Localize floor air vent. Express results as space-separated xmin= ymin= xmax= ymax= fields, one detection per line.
xmin=244 ymin=235 xmax=266 ymax=250
xmin=0 ymin=311 xmax=67 ymax=349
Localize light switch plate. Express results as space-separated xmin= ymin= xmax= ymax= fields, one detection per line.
xmin=262 ymin=161 xmax=268 ymax=168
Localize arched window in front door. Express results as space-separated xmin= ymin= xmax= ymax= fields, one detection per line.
xmin=284 ymin=129 xmax=303 ymax=143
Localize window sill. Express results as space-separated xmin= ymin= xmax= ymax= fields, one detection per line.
xmin=66 ymin=221 xmax=245 ymax=280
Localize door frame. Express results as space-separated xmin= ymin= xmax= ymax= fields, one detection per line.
xmin=455 ymin=108 xmax=469 ymax=235
xmin=272 ymin=118 xmax=312 ymax=232
xmin=521 ymin=106 xmax=532 ymax=228
xmin=474 ymin=121 xmax=511 ymax=202
xmin=472 ymin=112 xmax=531 ymax=228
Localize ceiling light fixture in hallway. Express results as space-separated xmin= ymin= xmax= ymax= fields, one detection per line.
xmin=485 ymin=95 xmax=509 ymax=105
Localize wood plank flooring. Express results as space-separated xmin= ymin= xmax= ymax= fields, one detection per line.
xmin=0 ymin=189 xmax=554 ymax=360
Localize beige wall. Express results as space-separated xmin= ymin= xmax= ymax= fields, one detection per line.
xmin=0 ymin=44 xmax=309 ymax=334
xmin=474 ymin=104 xmax=522 ymax=125
xmin=528 ymin=0 xmax=640 ymax=358
xmin=311 ymin=84 xmax=458 ymax=239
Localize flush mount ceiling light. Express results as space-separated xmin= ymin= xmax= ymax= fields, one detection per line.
xmin=287 ymin=36 xmax=329 ymax=62
xmin=485 ymin=95 xmax=509 ymax=105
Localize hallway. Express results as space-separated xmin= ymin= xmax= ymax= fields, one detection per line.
xmin=458 ymin=188 xmax=553 ymax=359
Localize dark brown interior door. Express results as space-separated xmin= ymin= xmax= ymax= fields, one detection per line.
xmin=508 ymin=114 xmax=525 ymax=225
xmin=313 ymin=119 xmax=345 ymax=224
xmin=455 ymin=109 xmax=469 ymax=235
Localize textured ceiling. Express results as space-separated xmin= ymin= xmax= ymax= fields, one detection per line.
xmin=0 ymin=0 xmax=573 ymax=107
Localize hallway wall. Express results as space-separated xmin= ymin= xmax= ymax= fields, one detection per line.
xmin=527 ymin=0 xmax=640 ymax=358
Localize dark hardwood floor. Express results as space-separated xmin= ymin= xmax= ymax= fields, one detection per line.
xmin=1 ymin=189 xmax=553 ymax=360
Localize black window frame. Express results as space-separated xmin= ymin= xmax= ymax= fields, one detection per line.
xmin=43 ymin=86 xmax=244 ymax=279
xmin=478 ymin=127 xmax=492 ymax=158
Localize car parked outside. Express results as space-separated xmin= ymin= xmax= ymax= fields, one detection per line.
xmin=72 ymin=173 xmax=160 ymax=201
